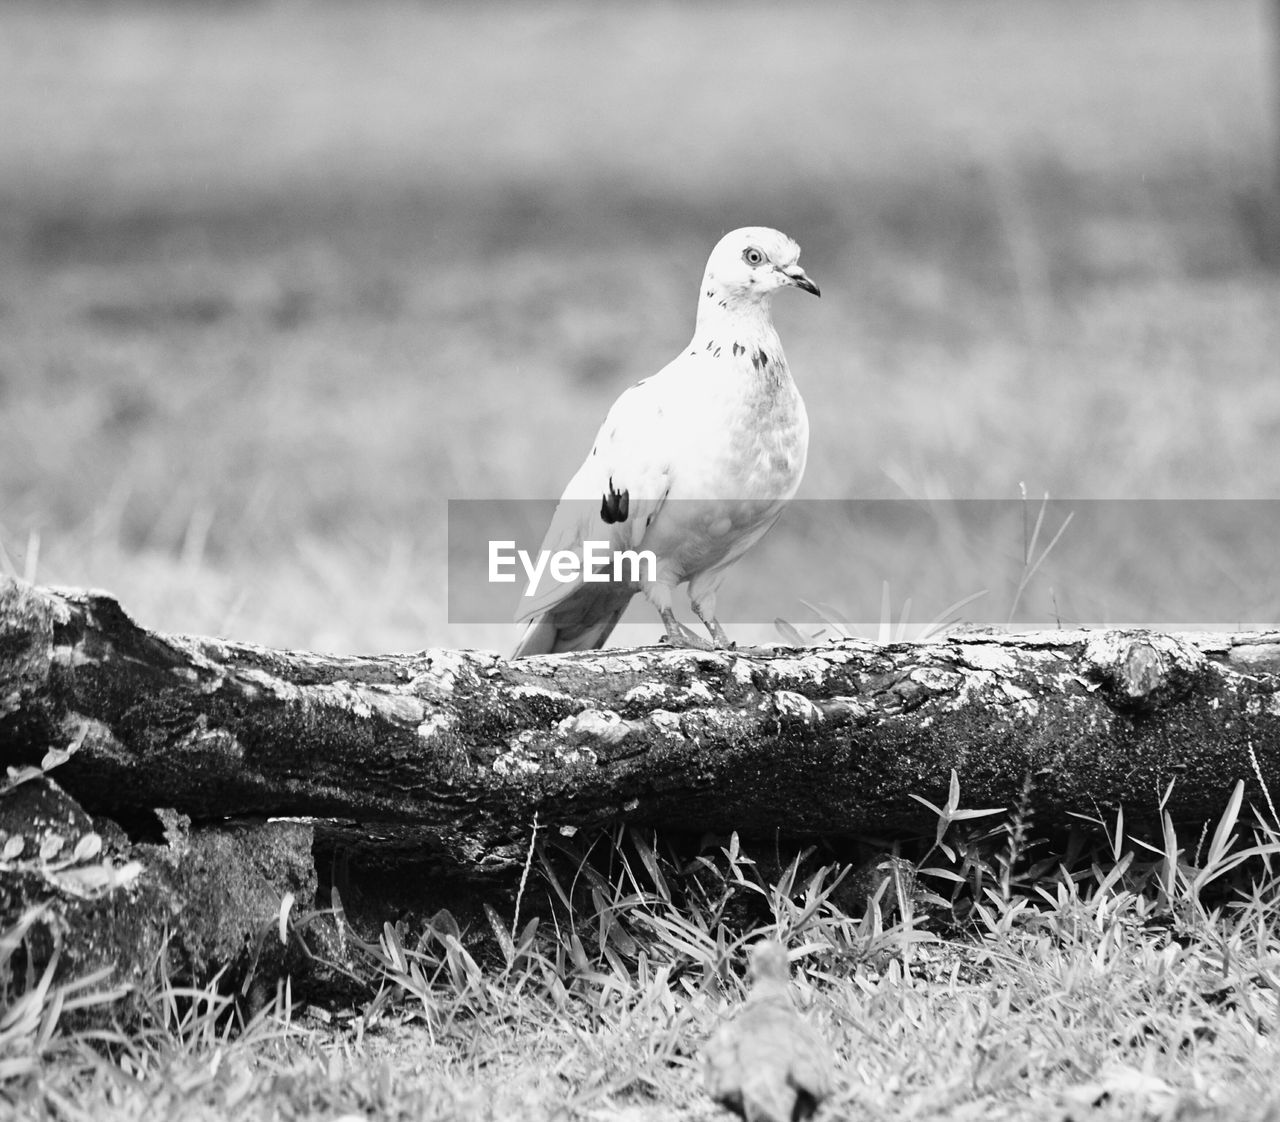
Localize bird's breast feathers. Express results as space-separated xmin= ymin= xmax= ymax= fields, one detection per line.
xmin=624 ymin=340 xmax=808 ymax=500
xmin=519 ymin=325 xmax=808 ymax=614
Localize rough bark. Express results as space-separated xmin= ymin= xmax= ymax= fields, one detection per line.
xmin=0 ymin=771 xmax=320 ymax=1001
xmin=5 ymin=578 xmax=1280 ymax=881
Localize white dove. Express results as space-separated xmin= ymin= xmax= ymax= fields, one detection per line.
xmin=511 ymin=226 xmax=818 ymax=658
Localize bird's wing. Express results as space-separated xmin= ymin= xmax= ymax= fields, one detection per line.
xmin=703 ymin=1018 xmax=746 ymax=1107
xmin=784 ymin=1017 xmax=835 ymax=1102
xmin=514 ymin=374 xmax=675 ymax=624
xmin=719 ymin=996 xmax=833 ymax=1119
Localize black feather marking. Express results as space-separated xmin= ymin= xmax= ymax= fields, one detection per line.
xmin=601 ymin=477 xmax=630 ymax=524
xmin=732 ymin=342 xmax=745 ymax=357
xmin=752 ymin=348 xmax=769 ymax=372
xmin=705 ymin=288 xmax=714 ymax=298
xmin=713 ymin=345 xmax=721 ymax=357
xmin=705 ymin=339 xmax=714 ymax=352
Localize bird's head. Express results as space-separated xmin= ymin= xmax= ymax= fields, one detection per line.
xmin=746 ymin=939 xmax=793 ymax=986
xmin=699 ymin=227 xmax=820 ymax=313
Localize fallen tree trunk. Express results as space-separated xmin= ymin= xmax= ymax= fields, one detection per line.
xmin=4 ymin=577 xmax=1280 ymax=877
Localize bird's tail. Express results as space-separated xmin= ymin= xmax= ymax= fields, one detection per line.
xmin=511 ymin=609 xmax=625 ymax=658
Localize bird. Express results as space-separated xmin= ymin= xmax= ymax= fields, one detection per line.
xmin=704 ymin=940 xmax=836 ymax=1122
xmin=511 ymin=227 xmax=819 ymax=657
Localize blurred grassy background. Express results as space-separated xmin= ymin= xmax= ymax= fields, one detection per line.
xmin=1 ymin=0 xmax=1278 ymax=652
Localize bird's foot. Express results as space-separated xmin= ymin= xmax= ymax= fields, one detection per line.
xmin=706 ymin=619 xmax=735 ymax=650
xmin=659 ymin=610 xmax=717 ymax=650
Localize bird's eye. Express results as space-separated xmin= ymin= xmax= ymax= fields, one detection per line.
xmin=742 ymin=247 xmax=766 ymax=267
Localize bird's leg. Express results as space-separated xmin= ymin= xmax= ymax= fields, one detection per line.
xmin=692 ymin=609 xmax=732 ymax=649
xmin=706 ymin=618 xmax=733 ymax=649
xmin=691 ymin=592 xmax=734 ymax=649
xmin=658 ymin=606 xmax=716 ymax=650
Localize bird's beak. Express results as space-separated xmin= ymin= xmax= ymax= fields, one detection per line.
xmin=779 ymin=264 xmax=820 ymax=297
